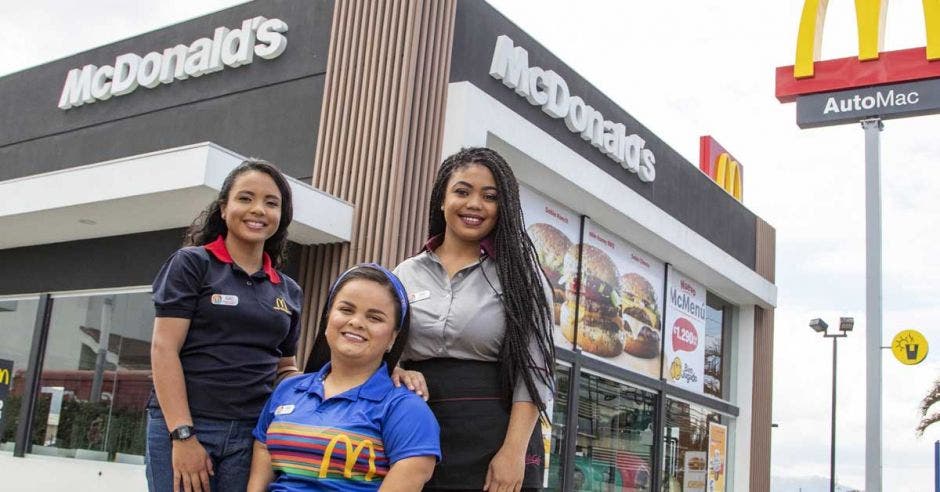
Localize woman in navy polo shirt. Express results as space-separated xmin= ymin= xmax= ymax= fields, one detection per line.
xmin=249 ymin=264 xmax=440 ymax=491
xmin=390 ymin=147 xmax=555 ymax=491
xmin=147 ymin=159 xmax=303 ymax=492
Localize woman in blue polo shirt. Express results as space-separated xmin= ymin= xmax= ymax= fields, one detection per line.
xmin=248 ymin=264 xmax=440 ymax=491
xmin=147 ymin=159 xmax=303 ymax=492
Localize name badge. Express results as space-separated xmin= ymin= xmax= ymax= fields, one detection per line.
xmin=274 ymin=404 xmax=295 ymax=415
xmin=211 ymin=294 xmax=239 ymax=306
xmin=409 ymin=290 xmax=431 ymax=303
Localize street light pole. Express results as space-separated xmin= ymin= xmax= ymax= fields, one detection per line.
xmin=830 ymin=333 xmax=840 ymax=492
xmin=810 ymin=317 xmax=853 ymax=492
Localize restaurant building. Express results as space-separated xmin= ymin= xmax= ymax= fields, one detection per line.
xmin=0 ymin=1 xmax=776 ymax=490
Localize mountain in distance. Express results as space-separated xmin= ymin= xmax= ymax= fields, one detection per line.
xmin=772 ymin=475 xmax=862 ymax=492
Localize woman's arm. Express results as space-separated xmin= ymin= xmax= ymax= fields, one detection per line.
xmin=247 ymin=441 xmax=275 ymax=492
xmin=274 ymin=356 xmax=300 ymax=385
xmin=378 ymin=456 xmax=437 ymax=491
xmin=151 ymin=317 xmax=214 ymax=492
xmin=484 ymin=401 xmax=539 ymax=492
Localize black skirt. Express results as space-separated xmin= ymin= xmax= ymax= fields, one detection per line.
xmin=404 ymin=358 xmax=544 ymax=490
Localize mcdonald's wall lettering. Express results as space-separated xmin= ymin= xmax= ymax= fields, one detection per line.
xmin=776 ymin=0 xmax=940 ymax=105
xmin=0 ymin=358 xmax=13 ymax=432
xmin=699 ymin=136 xmax=743 ymax=201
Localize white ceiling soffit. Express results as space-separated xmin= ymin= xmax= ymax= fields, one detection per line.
xmin=0 ymin=142 xmax=353 ymax=250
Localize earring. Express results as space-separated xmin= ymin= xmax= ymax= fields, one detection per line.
xmin=386 ymin=345 xmax=393 ymax=353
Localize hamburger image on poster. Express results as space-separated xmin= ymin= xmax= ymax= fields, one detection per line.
xmin=664 ymin=267 xmax=707 ymax=393
xmin=519 ymin=184 xmax=581 ymax=351
xmin=557 ymin=220 xmax=664 ymax=378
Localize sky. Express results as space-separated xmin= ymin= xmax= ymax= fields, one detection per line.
xmin=2 ymin=1 xmax=939 ymax=490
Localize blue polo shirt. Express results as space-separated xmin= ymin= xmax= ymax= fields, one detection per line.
xmin=253 ymin=362 xmax=441 ymax=491
xmin=150 ymin=236 xmax=302 ymax=420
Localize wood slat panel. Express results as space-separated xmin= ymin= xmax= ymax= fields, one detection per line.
xmin=755 ymin=217 xmax=776 ymax=283
xmin=297 ymin=0 xmax=457 ymax=364
xmin=750 ymin=306 xmax=775 ymax=492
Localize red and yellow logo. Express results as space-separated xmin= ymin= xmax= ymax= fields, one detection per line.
xmin=699 ymin=136 xmax=743 ymax=201
xmin=777 ymin=0 xmax=940 ymax=101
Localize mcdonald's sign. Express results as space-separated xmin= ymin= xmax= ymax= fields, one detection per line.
xmin=776 ymin=0 xmax=940 ymax=102
xmin=320 ymin=433 xmax=378 ymax=481
xmin=699 ymin=136 xmax=743 ymax=201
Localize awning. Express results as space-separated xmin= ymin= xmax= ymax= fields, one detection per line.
xmin=0 ymin=142 xmax=353 ymax=249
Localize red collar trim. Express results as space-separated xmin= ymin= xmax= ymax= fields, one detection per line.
xmin=205 ymin=235 xmax=281 ymax=284
xmin=422 ymin=234 xmax=496 ymax=259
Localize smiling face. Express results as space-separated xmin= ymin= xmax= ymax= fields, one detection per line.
xmin=325 ymin=279 xmax=399 ymax=370
xmin=220 ymin=170 xmax=282 ymax=248
xmin=441 ymin=163 xmax=499 ymax=247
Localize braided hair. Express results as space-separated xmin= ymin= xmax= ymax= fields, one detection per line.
xmin=428 ymin=147 xmax=555 ymax=420
xmin=183 ymin=158 xmax=294 ymax=268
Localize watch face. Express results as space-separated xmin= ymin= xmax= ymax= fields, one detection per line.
xmin=172 ymin=426 xmax=193 ymax=440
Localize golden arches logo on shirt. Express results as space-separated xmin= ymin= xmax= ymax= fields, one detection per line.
xmin=273 ymin=297 xmax=291 ymax=314
xmin=320 ymin=434 xmax=378 ymax=481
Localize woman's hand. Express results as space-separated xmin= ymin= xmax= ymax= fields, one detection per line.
xmin=390 ymin=367 xmax=429 ymax=401
xmin=484 ymin=444 xmax=525 ymax=492
xmin=172 ymin=438 xmax=214 ymax=492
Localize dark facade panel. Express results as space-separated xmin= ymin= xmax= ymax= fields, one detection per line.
xmin=449 ymin=0 xmax=757 ymax=269
xmin=0 ymin=75 xmax=324 ymax=181
xmin=0 ymin=230 xmax=302 ymax=296
xmin=0 ymin=0 xmax=333 ymax=180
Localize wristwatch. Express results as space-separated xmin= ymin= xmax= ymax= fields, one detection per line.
xmin=169 ymin=425 xmax=195 ymax=441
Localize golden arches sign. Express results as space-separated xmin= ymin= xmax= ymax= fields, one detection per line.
xmin=714 ymin=153 xmax=743 ymax=201
xmin=319 ymin=434 xmax=378 ymax=481
xmin=0 ymin=368 xmax=9 ymax=386
xmin=795 ymin=0 xmax=940 ymax=78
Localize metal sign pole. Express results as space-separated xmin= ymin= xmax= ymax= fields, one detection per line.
xmin=862 ymin=117 xmax=884 ymax=492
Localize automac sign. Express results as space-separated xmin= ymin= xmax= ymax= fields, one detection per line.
xmin=776 ymin=1 xmax=940 ymax=127
xmin=488 ymin=35 xmax=657 ymax=183
xmin=58 ymin=16 xmax=288 ymax=110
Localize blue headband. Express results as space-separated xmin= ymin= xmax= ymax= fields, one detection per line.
xmin=327 ymin=263 xmax=409 ymax=331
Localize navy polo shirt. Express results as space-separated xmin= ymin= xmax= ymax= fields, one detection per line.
xmin=253 ymin=362 xmax=441 ymax=491
xmin=151 ymin=236 xmax=302 ymax=420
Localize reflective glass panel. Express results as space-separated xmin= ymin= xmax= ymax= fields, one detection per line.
xmin=30 ymin=292 xmax=153 ymax=463
xmin=571 ymin=372 xmax=655 ymax=491
xmin=0 ymin=297 xmax=40 ymax=450
xmin=661 ymin=399 xmax=725 ymax=491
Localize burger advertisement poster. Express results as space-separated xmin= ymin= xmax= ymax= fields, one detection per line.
xmin=560 ymin=218 xmax=665 ymax=377
xmin=520 ymin=185 xmax=582 ymax=352
xmin=663 ymin=266 xmax=707 ymax=393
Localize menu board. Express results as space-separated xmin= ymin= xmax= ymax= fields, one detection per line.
xmin=663 ymin=266 xmax=707 ymax=393
xmin=682 ymin=451 xmax=708 ymax=492
xmin=519 ymin=185 xmax=581 ymax=352
xmin=567 ymin=219 xmax=665 ymax=378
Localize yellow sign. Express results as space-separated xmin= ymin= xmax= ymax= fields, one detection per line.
xmin=892 ymin=329 xmax=929 ymax=365
xmin=795 ymin=0 xmax=940 ymax=78
xmin=0 ymin=368 xmax=8 ymax=386
xmin=707 ymin=422 xmax=728 ymax=492
xmin=714 ymin=153 xmax=743 ymax=201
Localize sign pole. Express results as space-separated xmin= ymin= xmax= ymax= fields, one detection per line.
xmin=862 ymin=117 xmax=884 ymax=492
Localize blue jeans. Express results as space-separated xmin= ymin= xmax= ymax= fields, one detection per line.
xmin=145 ymin=408 xmax=256 ymax=492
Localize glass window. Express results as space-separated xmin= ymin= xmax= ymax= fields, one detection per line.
xmin=545 ymin=363 xmax=570 ymax=490
xmin=30 ymin=291 xmax=153 ymax=463
xmin=571 ymin=371 xmax=656 ymax=491
xmin=703 ymin=296 xmax=730 ymax=399
xmin=0 ymin=296 xmax=40 ymax=451
xmin=661 ymin=399 xmax=725 ymax=492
